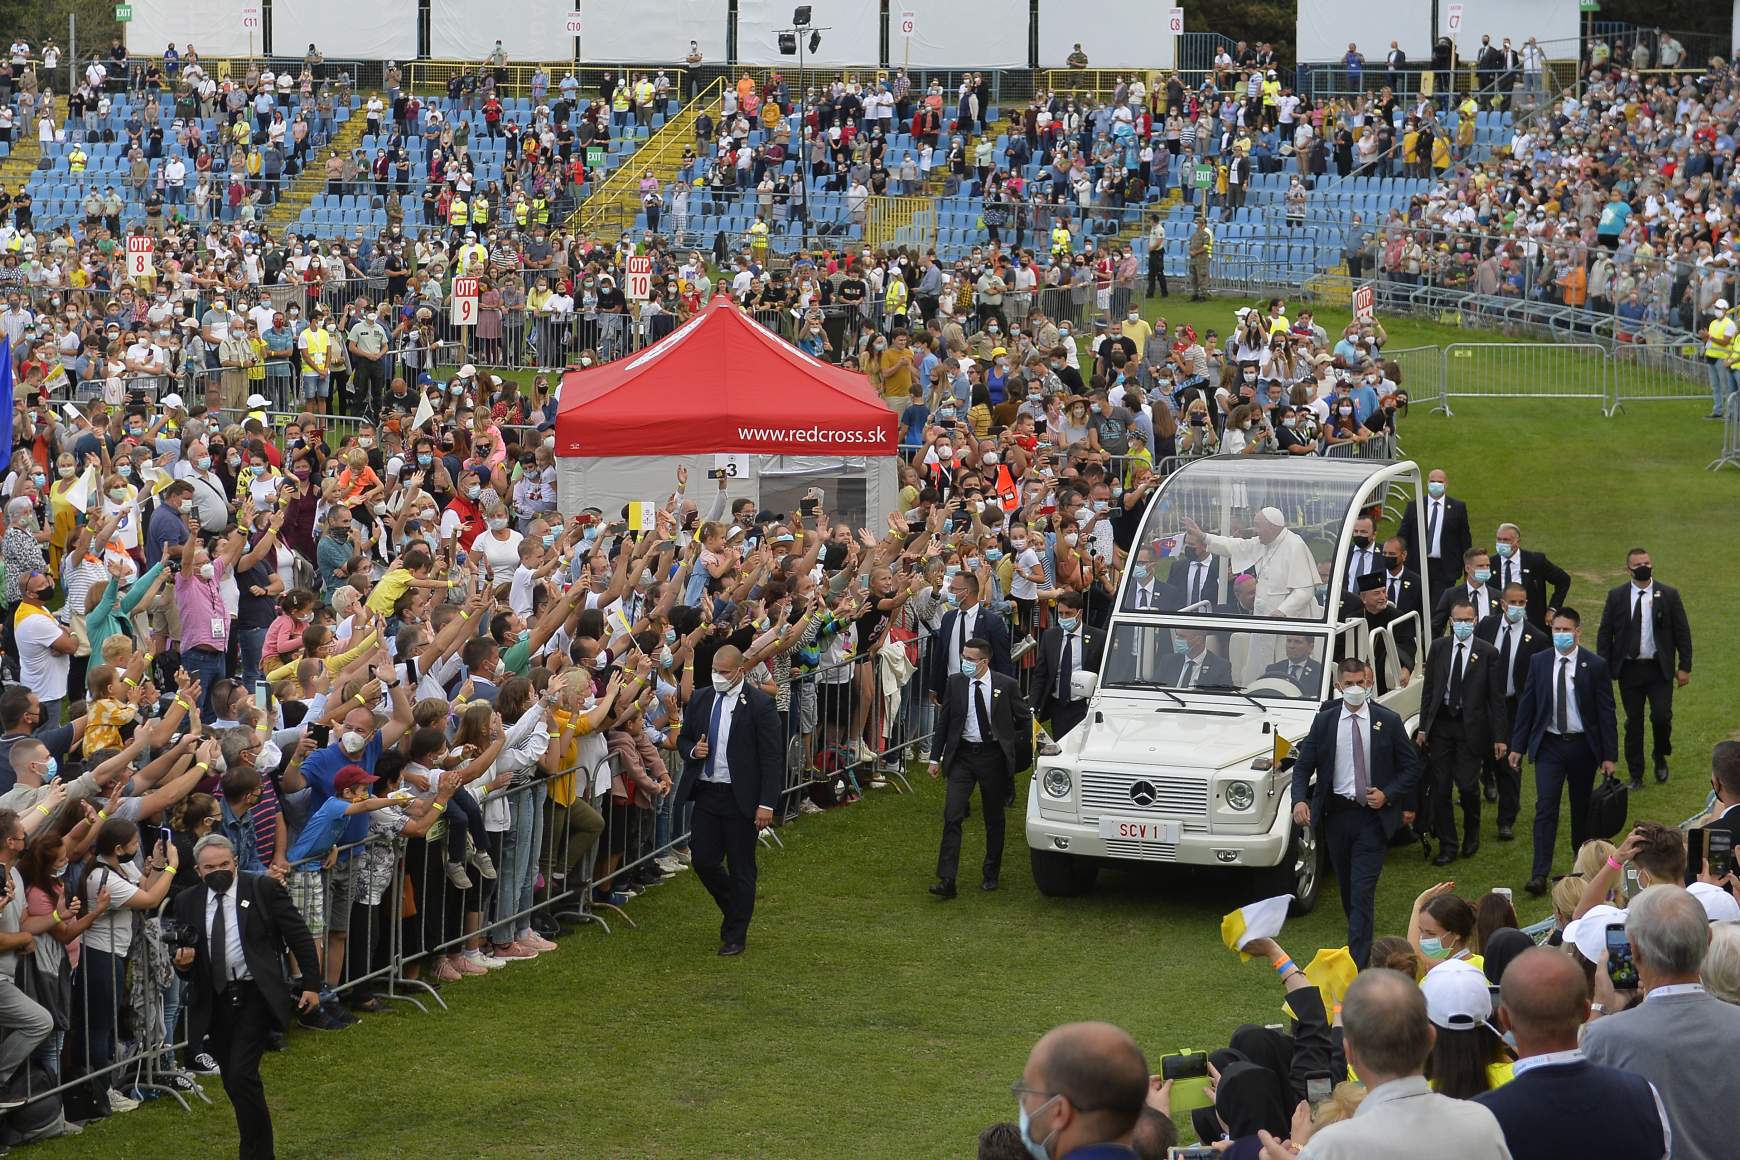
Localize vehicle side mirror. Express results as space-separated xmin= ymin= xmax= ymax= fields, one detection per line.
xmin=1069 ymin=671 xmax=1098 ymax=701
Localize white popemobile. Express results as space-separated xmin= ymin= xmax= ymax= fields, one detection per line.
xmin=1025 ymin=457 xmax=1431 ymax=912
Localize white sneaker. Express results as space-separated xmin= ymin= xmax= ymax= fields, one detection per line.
xmin=464 ymin=948 xmax=508 ymax=970
xmin=855 ymin=740 xmax=877 ymax=763
xmin=655 ymin=856 xmax=685 ymax=874
xmin=798 ymin=799 xmax=824 ymax=815
xmin=107 ymin=1089 xmax=141 ymax=1113
xmin=868 ymin=776 xmax=890 ymax=789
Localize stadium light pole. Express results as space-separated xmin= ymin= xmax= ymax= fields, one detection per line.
xmin=778 ymin=14 xmax=829 ymax=250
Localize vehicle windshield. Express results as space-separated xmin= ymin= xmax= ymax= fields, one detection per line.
xmin=1101 ymin=624 xmax=1330 ymax=701
xmin=1123 ymin=458 xmax=1381 ymax=622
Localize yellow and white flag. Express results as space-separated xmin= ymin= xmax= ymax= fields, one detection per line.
xmin=626 ymin=501 xmax=657 ymax=532
xmin=1220 ymin=894 xmax=1292 ymax=961
xmin=411 ymin=392 xmax=436 ymax=431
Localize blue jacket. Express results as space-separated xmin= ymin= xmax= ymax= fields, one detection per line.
xmin=1289 ymin=698 xmax=1421 ymax=837
xmin=1508 ymin=645 xmax=1618 ymax=763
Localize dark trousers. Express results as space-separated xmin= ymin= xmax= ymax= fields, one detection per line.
xmin=1048 ymin=697 xmax=1088 ymax=739
xmin=1428 ymin=716 xmax=1482 ymax=848
xmin=936 ymin=741 xmax=1010 ymax=882
xmin=1530 ymin=732 xmax=1597 ymax=881
xmin=208 ymin=982 xmax=277 ymax=1160
xmin=1617 ymin=662 xmax=1673 ymax=777
xmin=1323 ymin=797 xmax=1386 ymax=968
xmin=1486 ymin=694 xmax=1523 ymax=829
xmin=688 ymin=781 xmax=759 ymax=946
xmin=1147 ymin=252 xmax=1169 ymax=297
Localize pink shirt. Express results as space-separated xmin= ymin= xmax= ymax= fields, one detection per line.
xmin=25 ymin=885 xmax=76 ymax=968
xmin=174 ymin=558 xmax=232 ymax=652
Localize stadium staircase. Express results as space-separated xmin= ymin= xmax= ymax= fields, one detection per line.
xmin=266 ymin=110 xmax=369 ymax=233
xmin=0 ymin=96 xmax=58 ymax=191
xmin=570 ymin=78 xmax=724 ymax=240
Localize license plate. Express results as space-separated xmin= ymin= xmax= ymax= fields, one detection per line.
xmin=1098 ymin=817 xmax=1181 ymax=844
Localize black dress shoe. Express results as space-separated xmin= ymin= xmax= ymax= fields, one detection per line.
xmin=929 ymin=879 xmax=957 ymax=900
xmin=1497 ymin=826 xmax=1514 ymax=841
xmin=1654 ymin=760 xmax=1670 ymax=784
xmin=1483 ymin=784 xmax=1499 ymax=804
xmin=1433 ymin=847 xmax=1456 ymax=866
xmin=1628 ymin=777 xmax=1645 ymax=792
xmin=717 ymin=942 xmax=745 ymax=957
xmin=980 ymin=877 xmax=999 ymax=891
xmin=1460 ymin=840 xmax=1480 ymax=860
xmin=1524 ymin=876 xmax=1548 ymax=897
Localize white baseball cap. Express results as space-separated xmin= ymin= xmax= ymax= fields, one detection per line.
xmin=458 ymin=363 xmax=477 ymax=378
xmin=1688 ymin=881 xmax=1740 ymax=924
xmin=1563 ymin=903 xmax=1627 ymax=963
xmin=245 ymin=393 xmax=270 ymax=409
xmin=1718 ymin=299 xmax=1731 ymax=311
xmin=1418 ymin=958 xmax=1501 ymax=1033
xmin=160 ymin=393 xmax=185 ymax=410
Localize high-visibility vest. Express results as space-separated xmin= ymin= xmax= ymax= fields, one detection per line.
xmin=68 ymin=148 xmax=86 ymax=172
xmin=531 ymin=196 xmax=549 ymax=224
xmin=1707 ymin=314 xmax=1736 ymax=361
xmin=514 ymin=199 xmax=529 ymax=226
xmin=1051 ymin=224 xmax=1071 ymax=255
xmin=884 ymin=277 xmax=907 ymax=312
xmin=472 ymin=195 xmax=490 ymax=224
xmin=449 ymin=197 xmax=469 ymax=226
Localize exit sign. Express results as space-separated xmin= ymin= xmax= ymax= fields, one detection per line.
xmin=114 ymin=3 xmax=133 ymax=19
xmin=1577 ymin=0 xmax=1599 ymax=10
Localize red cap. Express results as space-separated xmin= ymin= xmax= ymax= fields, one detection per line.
xmin=334 ymin=764 xmax=378 ymax=792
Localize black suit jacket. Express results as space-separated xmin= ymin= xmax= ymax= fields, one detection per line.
xmin=1163 ymin=554 xmax=1221 ymax=611
xmin=1264 ymin=657 xmax=1325 ymax=693
xmin=1158 ymin=648 xmax=1235 ymax=689
xmin=1029 ymin=623 xmax=1105 ymax=720
xmin=1336 ymin=596 xmax=1417 ymax=688
xmin=1509 ymin=646 xmax=1618 ymax=763
xmin=1400 ymin=494 xmax=1472 ymax=581
xmin=1431 ymin=581 xmax=1498 ymax=637
xmin=928 ymin=604 xmax=1013 ymax=697
xmin=674 ymin=684 xmax=785 ymax=820
xmin=1594 ymin=581 xmax=1693 ymax=682
xmin=1379 ymin=566 xmax=1425 ymax=622
xmin=1416 ymin=635 xmax=1507 ymax=750
xmin=1290 ymin=699 xmax=1422 ymax=837
xmin=172 ymin=872 xmax=322 ymax=1030
xmin=1492 ymin=548 xmax=1569 ymax=616
xmin=930 ymin=670 xmax=1032 ymax=774
xmin=1475 ymin=612 xmax=1550 ymax=700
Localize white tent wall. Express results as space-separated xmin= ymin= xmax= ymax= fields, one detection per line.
xmin=1295 ymin=0 xmax=1431 ymax=64
xmin=1439 ymin=0 xmax=1579 ymax=51
xmin=557 ymin=455 xmax=898 ymax=531
xmin=271 ymin=0 xmax=420 ymax=59
xmin=888 ymin=0 xmax=1028 ymax=68
xmin=128 ymin=0 xmax=256 ymax=57
xmin=579 ymin=0 xmax=730 ymax=64
xmin=1036 ymin=0 xmax=1176 ymax=69
xmin=429 ymin=0 xmax=569 ymax=61
xmin=736 ymin=0 xmax=882 ymax=67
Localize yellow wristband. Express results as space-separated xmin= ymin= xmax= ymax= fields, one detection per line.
xmin=51 ymin=910 xmax=62 ymax=923
xmin=145 ymin=653 xmax=155 ymax=664
xmin=195 ymin=761 xmax=210 ymax=772
xmin=456 ymin=695 xmax=468 ymax=705
xmin=97 ymin=809 xmax=109 ymax=821
xmin=432 ymin=801 xmax=446 ymax=812
xmin=35 ymin=804 xmax=50 ymax=816
xmin=354 ymin=694 xmax=366 ymax=705
xmin=123 ymin=677 xmax=138 ymax=687
xmin=175 ymin=698 xmax=191 ymax=711
xmin=165 ymin=864 xmax=176 ymax=875
xmin=460 ymin=611 xmax=470 ymax=620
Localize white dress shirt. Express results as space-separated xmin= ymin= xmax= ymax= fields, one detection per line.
xmin=1175 ymin=648 xmax=1209 ymax=688
xmin=961 ymin=674 xmax=994 ymax=742
xmin=1630 ymin=583 xmax=1656 ymax=659
xmin=1548 ymin=652 xmax=1585 ymax=734
xmin=1131 ymin=580 xmax=1166 ymax=610
xmin=1345 ymin=545 xmax=1378 ymax=593
xmin=697 ymin=684 xmax=740 ymax=783
xmin=204 ymin=886 xmax=250 ymax=983
xmin=1498 ymin=554 xmax=1520 ymax=590
xmin=948 ymin=603 xmax=981 ymax=673
xmin=1059 ymin=630 xmax=1080 ymax=699
xmin=1497 ymin=619 xmax=1525 ymax=696
xmin=1333 ymin=704 xmax=1371 ymax=799
xmin=1426 ymin=498 xmax=1445 ymax=557
xmin=1464 ymin=582 xmax=1492 ymax=622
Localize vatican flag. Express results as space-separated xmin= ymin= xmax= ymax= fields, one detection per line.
xmin=1220 ymin=894 xmax=1292 ymax=962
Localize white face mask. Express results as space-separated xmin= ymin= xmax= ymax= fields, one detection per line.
xmin=257 ymin=740 xmax=282 ymax=770
xmin=340 ymin=730 xmax=368 ymax=755
xmin=197 ymin=562 xmax=215 ymax=581
xmin=487 ymin=516 xmax=509 ymax=531
xmin=711 ymin=672 xmax=740 ymax=695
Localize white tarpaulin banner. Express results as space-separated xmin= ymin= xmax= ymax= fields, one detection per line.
xmin=736 ymin=0 xmax=881 ymax=67
xmin=430 ymin=0 xmax=569 ymax=61
xmin=1037 ymin=0 xmax=1174 ymax=69
xmin=888 ymin=0 xmax=1027 ymax=68
xmin=127 ymin=0 xmax=255 ymax=57
xmin=579 ymin=0 xmax=729 ymax=64
xmin=1439 ymin=0 xmax=1578 ymax=55
xmin=272 ymin=0 xmax=419 ymax=60
xmin=1296 ymin=0 xmax=1430 ymax=65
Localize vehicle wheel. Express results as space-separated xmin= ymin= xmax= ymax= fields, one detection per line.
xmin=1256 ymin=820 xmax=1323 ymax=915
xmin=1030 ymin=847 xmax=1099 ymax=897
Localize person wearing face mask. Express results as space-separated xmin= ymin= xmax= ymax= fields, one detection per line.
xmin=1011 ymin=1021 xmax=1149 ymax=1160
xmin=671 ymin=644 xmax=783 ymax=957
xmin=1594 ymin=547 xmax=1692 ymax=792
xmin=1508 ymin=607 xmax=1618 ymax=896
xmin=1400 ymin=468 xmax=1474 ymax=594
xmin=1290 ymin=658 xmax=1423 ymax=967
xmin=1413 ymin=599 xmax=1509 ymax=866
xmin=926 ymin=636 xmax=1031 ymax=898
xmin=1492 ymin=521 xmax=1570 ymax=622
xmin=1433 ymin=546 xmax=1496 ymax=637
xmin=170 ymin=833 xmax=321 ymax=1160
xmin=1029 ymin=591 xmax=1103 ymax=738
xmin=439 ymin=466 xmax=489 ymax=552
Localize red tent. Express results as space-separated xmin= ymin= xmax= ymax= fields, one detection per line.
xmin=554 ymin=298 xmax=899 ymax=457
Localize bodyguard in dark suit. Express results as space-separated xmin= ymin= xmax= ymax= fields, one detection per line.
xmin=1263 ymin=633 xmax=1324 ymax=694
xmin=1161 ymin=544 xmax=1220 ymax=611
xmin=1158 ymin=629 xmax=1234 ymax=689
xmin=1430 ymin=547 xmax=1497 ymax=636
xmin=928 ymin=572 xmax=1012 ymax=699
xmin=1029 ymin=591 xmax=1104 ymax=738
xmin=1594 ymin=548 xmax=1693 ymax=789
xmin=1494 ymin=523 xmax=1570 ymax=617
xmin=1509 ymin=608 xmax=1619 ymax=895
xmin=1341 ymin=515 xmax=1383 ymax=595
xmin=1399 ymin=470 xmax=1472 ymax=592
xmin=174 ymin=835 xmax=322 ymax=1160
xmin=673 ymin=644 xmax=785 ymax=955
xmin=1476 ymin=585 xmax=1549 ymax=838
xmin=1413 ymin=599 xmax=1508 ymax=864
xmin=1378 ymin=536 xmax=1425 ymax=623
xmin=1290 ymin=657 xmax=1422 ymax=968
xmin=928 ymin=637 xmax=1033 ymax=897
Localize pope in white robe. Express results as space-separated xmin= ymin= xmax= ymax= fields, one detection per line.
xmin=1182 ymin=506 xmax=1323 ymax=679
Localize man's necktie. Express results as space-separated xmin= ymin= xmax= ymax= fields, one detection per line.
xmin=705 ymin=692 xmax=725 ymax=779
xmin=1138 ymin=587 xmax=1151 ymax=609
xmin=1556 ymin=658 xmax=1570 ymax=733
xmin=1426 ymin=502 xmax=1439 ymax=552
xmin=1289 ymin=663 xmax=1302 ymax=685
xmin=1448 ymin=643 xmax=1465 ymax=714
xmin=1350 ymin=716 xmax=1369 ymax=800
xmin=1388 ymin=575 xmax=1399 ymax=604
xmin=1627 ymin=589 xmax=1644 ymax=659
xmin=956 ymin=609 xmax=968 ymax=664
xmin=1058 ymin=633 xmax=1074 ymax=700
xmin=1499 ymin=629 xmax=1514 ymax=697
xmin=974 ymin=681 xmax=993 ymax=741
xmin=1189 ymin=565 xmax=1201 ymax=606
xmin=209 ymin=892 xmax=230 ymax=995
xmin=1180 ymin=658 xmax=1196 ymax=688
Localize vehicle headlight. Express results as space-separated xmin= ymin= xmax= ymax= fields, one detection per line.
xmin=1042 ymin=768 xmax=1072 ymax=798
xmin=1224 ymin=780 xmax=1255 ymax=811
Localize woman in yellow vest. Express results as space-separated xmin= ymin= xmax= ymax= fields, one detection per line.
xmin=883 ymin=269 xmax=908 ymax=319
xmin=1050 ymin=222 xmax=1072 ymax=258
xmin=513 ymin=196 xmax=530 ymax=227
xmin=1408 ymin=885 xmax=1485 ymax=977
xmin=46 ymin=451 xmax=82 ymax=574
xmin=531 ymin=195 xmax=549 ymax=225
xmin=472 ymin=192 xmax=490 ymax=226
xmin=67 ymin=145 xmax=86 ymax=173
xmin=449 ymin=194 xmax=469 ymax=232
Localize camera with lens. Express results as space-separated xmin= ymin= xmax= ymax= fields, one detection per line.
xmin=158 ymin=918 xmax=200 ymax=949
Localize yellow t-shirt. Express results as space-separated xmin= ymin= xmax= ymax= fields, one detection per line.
xmin=366 ymin=568 xmax=416 ymax=616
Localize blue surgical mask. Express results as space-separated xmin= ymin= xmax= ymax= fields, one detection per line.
xmin=1495 ymin=541 xmax=1513 ymax=558
xmin=1504 ymin=605 xmax=1525 ymax=624
xmin=959 ymin=658 xmax=981 ymax=679
xmin=985 ymin=548 xmax=1003 ymax=563
xmin=43 ymin=756 xmax=57 ymax=782
xmin=1473 ymin=568 xmax=1491 ymax=584
xmin=664 ymin=628 xmax=677 ymax=644
xmin=581 ymin=526 xmax=598 ymax=542
xmin=1426 ymin=481 xmax=1446 ymax=498
xmin=1553 ymin=630 xmax=1575 ymax=653
xmin=1172 ymin=638 xmax=1189 ymax=654
xmin=1133 ymin=565 xmax=1150 ymax=583
xmin=1058 ymin=617 xmax=1079 ymax=632
xmin=944 ymin=564 xmax=961 ymax=578
xmin=942 ymin=589 xmax=959 ymax=608
xmin=1451 ymin=621 xmax=1474 ymax=642
xmin=417 ymin=453 xmax=433 ymax=466
xmin=1421 ymin=935 xmax=1450 ymax=960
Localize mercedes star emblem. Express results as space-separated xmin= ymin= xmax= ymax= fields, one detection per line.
xmin=1129 ymin=780 xmax=1158 ymax=807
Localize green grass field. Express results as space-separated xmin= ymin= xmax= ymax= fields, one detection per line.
xmin=40 ymin=302 xmax=1740 ymax=1159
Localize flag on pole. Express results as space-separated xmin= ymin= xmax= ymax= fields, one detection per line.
xmin=1151 ymin=532 xmax=1184 ymax=558
xmin=65 ymin=464 xmax=100 ymax=514
xmin=0 ymin=343 xmax=12 ymax=469
xmin=626 ymin=501 xmax=657 ymax=531
xmin=1220 ymin=894 xmax=1292 ymax=961
xmin=411 ymin=392 xmax=436 ymax=431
